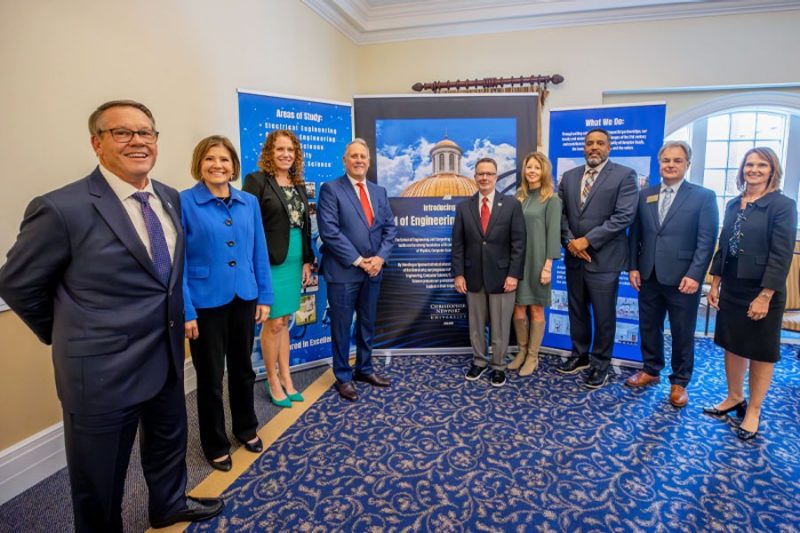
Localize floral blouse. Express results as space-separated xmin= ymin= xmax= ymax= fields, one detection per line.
xmin=282 ymin=186 xmax=305 ymax=229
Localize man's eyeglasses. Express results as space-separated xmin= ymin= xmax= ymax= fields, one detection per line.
xmin=97 ymin=128 xmax=159 ymax=144
xmin=476 ymin=172 xmax=497 ymax=177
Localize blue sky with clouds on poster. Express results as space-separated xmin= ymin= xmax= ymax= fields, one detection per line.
xmin=376 ymin=117 xmax=517 ymax=196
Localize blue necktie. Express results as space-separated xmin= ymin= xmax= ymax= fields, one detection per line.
xmin=132 ymin=192 xmax=172 ymax=285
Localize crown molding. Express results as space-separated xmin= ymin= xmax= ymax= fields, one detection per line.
xmin=302 ymin=0 xmax=800 ymax=44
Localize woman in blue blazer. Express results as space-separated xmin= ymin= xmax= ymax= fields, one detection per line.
xmin=705 ymin=147 xmax=796 ymax=441
xmin=182 ymin=135 xmax=273 ymax=470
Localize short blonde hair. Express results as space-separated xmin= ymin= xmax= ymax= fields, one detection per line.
xmin=516 ymin=152 xmax=554 ymax=203
xmin=190 ymin=135 xmax=241 ymax=182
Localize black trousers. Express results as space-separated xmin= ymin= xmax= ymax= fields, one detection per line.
xmin=638 ymin=276 xmax=701 ymax=386
xmin=63 ymin=368 xmax=188 ymax=533
xmin=189 ymin=296 xmax=258 ymax=460
xmin=566 ymin=267 xmax=620 ymax=371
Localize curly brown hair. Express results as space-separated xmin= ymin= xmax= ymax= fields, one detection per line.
xmin=257 ymin=130 xmax=304 ymax=185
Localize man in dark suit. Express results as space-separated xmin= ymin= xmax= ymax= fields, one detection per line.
xmin=0 ymin=100 xmax=222 ymax=532
xmin=627 ymin=140 xmax=718 ymax=407
xmin=557 ymin=128 xmax=638 ymax=388
xmin=317 ymin=138 xmax=397 ymax=402
xmin=452 ymin=157 xmax=526 ymax=387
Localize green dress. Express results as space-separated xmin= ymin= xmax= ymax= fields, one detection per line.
xmin=515 ymin=188 xmax=562 ymax=307
xmin=269 ymin=186 xmax=305 ymax=318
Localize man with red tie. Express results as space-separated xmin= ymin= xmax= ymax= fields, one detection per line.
xmin=452 ymin=157 xmax=526 ymax=387
xmin=317 ymin=138 xmax=397 ymax=401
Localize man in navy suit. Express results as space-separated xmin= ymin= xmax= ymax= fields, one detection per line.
xmin=627 ymin=140 xmax=718 ymax=407
xmin=0 ymin=100 xmax=222 ymax=531
xmin=557 ymin=128 xmax=638 ymax=388
xmin=452 ymin=157 xmax=526 ymax=387
xmin=317 ymin=138 xmax=397 ymax=402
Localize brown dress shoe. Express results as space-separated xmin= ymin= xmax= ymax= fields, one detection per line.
xmin=625 ymin=370 xmax=660 ymax=388
xmin=335 ymin=381 xmax=358 ymax=401
xmin=669 ymin=384 xmax=688 ymax=408
xmin=353 ymin=372 xmax=391 ymax=387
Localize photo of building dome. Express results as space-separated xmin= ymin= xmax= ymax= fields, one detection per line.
xmin=401 ymin=137 xmax=477 ymax=197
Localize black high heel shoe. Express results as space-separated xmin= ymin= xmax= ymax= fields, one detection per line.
xmin=735 ymin=424 xmax=759 ymax=441
xmin=702 ymin=400 xmax=747 ymax=418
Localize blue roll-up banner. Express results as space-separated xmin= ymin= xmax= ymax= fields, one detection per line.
xmin=237 ymin=89 xmax=352 ymax=373
xmin=546 ymin=102 xmax=666 ymax=364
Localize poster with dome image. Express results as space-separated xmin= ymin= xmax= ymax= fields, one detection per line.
xmin=354 ymin=94 xmax=539 ymax=350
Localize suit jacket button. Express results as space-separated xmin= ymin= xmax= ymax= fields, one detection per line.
xmin=482 ymin=241 xmax=486 ymax=245
xmin=227 ymin=240 xmax=235 ymax=247
xmin=228 ymin=260 xmax=237 ymax=267
xmin=169 ymin=320 xmax=175 ymax=327
xmin=225 ymin=219 xmax=232 ymax=226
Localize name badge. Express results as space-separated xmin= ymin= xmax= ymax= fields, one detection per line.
xmin=646 ymin=194 xmax=659 ymax=203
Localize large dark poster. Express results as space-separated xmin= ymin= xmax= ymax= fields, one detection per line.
xmin=354 ymin=94 xmax=539 ymax=350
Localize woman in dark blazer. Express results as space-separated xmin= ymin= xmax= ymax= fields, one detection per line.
xmin=182 ymin=135 xmax=273 ymax=470
xmin=705 ymin=147 xmax=796 ymax=441
xmin=243 ymin=130 xmax=314 ymax=407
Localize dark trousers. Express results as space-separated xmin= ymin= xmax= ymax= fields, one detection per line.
xmin=327 ymin=278 xmax=380 ymax=383
xmin=638 ymin=276 xmax=701 ymax=386
xmin=189 ymin=296 xmax=258 ymax=460
xmin=63 ymin=370 xmax=187 ymax=533
xmin=566 ymin=267 xmax=620 ymax=371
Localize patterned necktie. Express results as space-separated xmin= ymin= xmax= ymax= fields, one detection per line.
xmin=481 ymin=197 xmax=490 ymax=233
xmin=659 ymin=186 xmax=674 ymax=224
xmin=580 ymin=168 xmax=598 ymax=207
xmin=357 ymin=182 xmax=374 ymax=227
xmin=132 ymin=192 xmax=172 ymax=285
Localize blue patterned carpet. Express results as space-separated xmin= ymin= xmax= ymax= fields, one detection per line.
xmin=187 ymin=338 xmax=800 ymax=532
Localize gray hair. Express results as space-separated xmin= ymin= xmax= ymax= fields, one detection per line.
xmin=658 ymin=140 xmax=692 ymax=162
xmin=346 ymin=137 xmax=370 ymax=152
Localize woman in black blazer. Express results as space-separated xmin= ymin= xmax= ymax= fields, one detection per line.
xmin=243 ymin=130 xmax=314 ymax=407
xmin=705 ymin=147 xmax=797 ymax=440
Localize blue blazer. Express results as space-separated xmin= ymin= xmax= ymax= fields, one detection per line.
xmin=316 ymin=175 xmax=397 ymax=284
xmin=629 ymin=181 xmax=718 ymax=286
xmin=451 ymin=192 xmax=526 ymax=294
xmin=710 ymin=191 xmax=796 ymax=292
xmin=181 ymin=182 xmax=273 ymax=321
xmin=558 ymin=160 xmax=638 ymax=272
xmin=0 ymin=167 xmax=185 ymax=415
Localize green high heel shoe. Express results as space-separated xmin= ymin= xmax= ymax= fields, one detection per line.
xmin=265 ymin=382 xmax=292 ymax=408
xmin=284 ymin=388 xmax=304 ymax=402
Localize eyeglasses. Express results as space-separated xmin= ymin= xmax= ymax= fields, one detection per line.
xmin=97 ymin=128 xmax=159 ymax=144
xmin=476 ymin=172 xmax=497 ymax=177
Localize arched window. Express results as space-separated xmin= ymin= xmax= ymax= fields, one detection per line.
xmin=665 ymin=92 xmax=800 ymax=223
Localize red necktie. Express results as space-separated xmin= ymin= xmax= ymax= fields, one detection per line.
xmin=481 ymin=197 xmax=490 ymax=233
xmin=357 ymin=182 xmax=374 ymax=227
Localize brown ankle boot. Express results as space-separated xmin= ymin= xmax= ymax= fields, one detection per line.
xmin=508 ymin=317 xmax=529 ymax=370
xmin=520 ymin=320 xmax=545 ymax=376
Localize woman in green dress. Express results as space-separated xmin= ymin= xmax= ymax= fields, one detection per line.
xmin=243 ymin=130 xmax=314 ymax=407
xmin=508 ymin=152 xmax=562 ymax=376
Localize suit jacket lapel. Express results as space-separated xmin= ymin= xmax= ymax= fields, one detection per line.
xmin=645 ymin=185 xmax=661 ymax=229
xmin=468 ymin=194 xmax=483 ymax=235
xmin=580 ymin=163 xmax=608 ymax=212
xmin=266 ymin=175 xmax=291 ymax=216
xmin=341 ymin=176 xmax=371 ymax=228
xmin=660 ymin=182 xmax=690 ymax=228
xmin=485 ymin=194 xmax=504 ymax=236
xmin=88 ymin=169 xmax=162 ymax=283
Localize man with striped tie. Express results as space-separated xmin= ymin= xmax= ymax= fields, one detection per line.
xmin=557 ymin=129 xmax=638 ymax=389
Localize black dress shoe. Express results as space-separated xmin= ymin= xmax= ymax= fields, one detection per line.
xmin=353 ymin=372 xmax=391 ymax=387
xmin=335 ymin=380 xmax=358 ymax=401
xmin=703 ymin=400 xmax=747 ymax=419
xmin=208 ymin=455 xmax=232 ymax=472
xmin=584 ymin=367 xmax=608 ymax=389
xmin=735 ymin=424 xmax=759 ymax=441
xmin=556 ymin=356 xmax=591 ymax=375
xmin=241 ymin=436 xmax=263 ymax=453
xmin=150 ymin=496 xmax=224 ymax=528
xmin=465 ymin=364 xmax=487 ymax=381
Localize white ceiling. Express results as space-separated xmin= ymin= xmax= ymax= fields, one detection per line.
xmin=302 ymin=0 xmax=800 ymax=43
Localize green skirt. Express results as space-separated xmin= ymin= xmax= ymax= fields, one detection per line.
xmin=270 ymin=228 xmax=302 ymax=318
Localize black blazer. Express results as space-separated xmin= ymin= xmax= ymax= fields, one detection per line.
xmin=0 ymin=168 xmax=185 ymax=415
xmin=243 ymin=171 xmax=314 ymax=266
xmin=558 ymin=160 xmax=638 ymax=273
xmin=710 ymin=190 xmax=796 ymax=292
xmin=451 ymin=192 xmax=526 ymax=294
